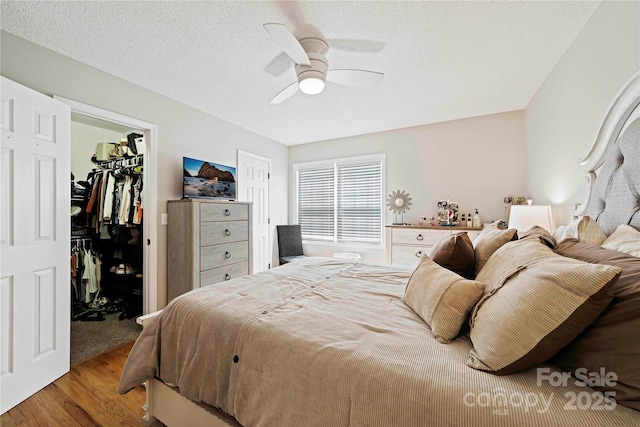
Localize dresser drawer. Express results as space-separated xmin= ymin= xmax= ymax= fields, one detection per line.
xmin=201 ymin=203 xmax=249 ymax=222
xmin=391 ymin=245 xmax=434 ymax=267
xmin=200 ymin=261 xmax=249 ymax=287
xmin=200 ymin=241 xmax=249 ymax=271
xmin=201 ymin=221 xmax=249 ymax=246
xmin=392 ymin=228 xmax=450 ymax=245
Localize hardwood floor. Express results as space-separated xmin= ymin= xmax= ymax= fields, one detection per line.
xmin=1 ymin=341 xmax=146 ymax=427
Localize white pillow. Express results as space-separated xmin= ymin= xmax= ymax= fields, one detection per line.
xmin=553 ymin=216 xmax=606 ymax=246
xmin=601 ymin=224 xmax=640 ymax=257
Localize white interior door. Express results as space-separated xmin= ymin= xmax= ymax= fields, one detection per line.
xmin=237 ymin=151 xmax=271 ymax=272
xmin=0 ymin=77 xmax=71 ymax=413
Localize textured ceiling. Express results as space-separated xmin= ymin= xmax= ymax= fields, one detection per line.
xmin=1 ymin=1 xmax=600 ymax=145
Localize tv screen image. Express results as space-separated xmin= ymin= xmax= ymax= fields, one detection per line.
xmin=183 ymin=157 xmax=236 ymax=200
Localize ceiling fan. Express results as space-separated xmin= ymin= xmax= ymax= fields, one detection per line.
xmin=264 ymin=23 xmax=384 ymax=104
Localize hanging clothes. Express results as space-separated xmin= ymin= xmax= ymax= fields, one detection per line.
xmin=102 ymin=172 xmax=116 ymax=223
xmin=85 ymin=172 xmax=101 ymax=227
xmin=82 ymin=249 xmax=98 ymax=303
xmin=111 ymin=176 xmax=124 ymax=225
xmin=97 ymin=171 xmax=107 ymax=231
xmin=70 ymin=252 xmax=78 ymax=300
xmin=131 ymin=175 xmax=143 ymax=225
xmin=70 ymin=239 xmax=93 ymax=303
xmin=94 ymin=254 xmax=102 ymax=295
xmin=77 ymin=155 xmax=144 ymax=237
xmin=119 ymin=175 xmax=134 ymax=225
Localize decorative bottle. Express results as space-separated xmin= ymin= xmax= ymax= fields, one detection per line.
xmin=467 ymin=212 xmax=472 ymax=227
xmin=472 ymin=209 xmax=482 ymax=228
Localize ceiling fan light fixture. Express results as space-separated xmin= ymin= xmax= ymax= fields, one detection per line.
xmin=264 ymin=24 xmax=383 ymax=103
xmin=299 ymin=73 xmax=326 ymax=95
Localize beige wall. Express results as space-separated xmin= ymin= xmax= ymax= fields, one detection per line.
xmin=525 ymin=1 xmax=640 ymax=226
xmin=1 ymin=32 xmax=289 ymax=310
xmin=289 ymin=110 xmax=527 ymax=264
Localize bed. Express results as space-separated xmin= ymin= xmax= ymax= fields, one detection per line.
xmin=119 ymin=71 xmax=640 ymax=427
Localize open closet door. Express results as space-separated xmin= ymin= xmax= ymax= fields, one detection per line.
xmin=0 ymin=77 xmax=71 ymax=413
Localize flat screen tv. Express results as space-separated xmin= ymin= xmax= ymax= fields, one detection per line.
xmin=183 ymin=157 xmax=236 ymax=200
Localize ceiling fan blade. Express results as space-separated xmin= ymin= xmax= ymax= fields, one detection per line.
xmin=270 ymin=81 xmax=299 ymax=104
xmin=264 ymin=52 xmax=292 ymax=77
xmin=327 ymin=69 xmax=384 ymax=88
xmin=264 ymin=23 xmax=311 ymax=66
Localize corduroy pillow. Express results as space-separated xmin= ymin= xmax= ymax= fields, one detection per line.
xmin=430 ymin=232 xmax=475 ymax=279
xmin=553 ymin=215 xmax=606 ymax=246
xmin=519 ymin=225 xmax=556 ymax=249
xmin=466 ymin=238 xmax=620 ymax=375
xmin=403 ymin=256 xmax=484 ymax=344
xmin=553 ymin=238 xmax=640 ymax=410
xmin=472 ymin=222 xmax=518 ymax=276
xmin=601 ymin=224 xmax=640 ymax=257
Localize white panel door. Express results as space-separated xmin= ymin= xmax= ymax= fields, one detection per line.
xmin=237 ymin=151 xmax=270 ymax=273
xmin=0 ymin=77 xmax=71 ymax=413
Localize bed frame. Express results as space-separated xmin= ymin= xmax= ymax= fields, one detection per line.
xmin=136 ymin=70 xmax=640 ymax=427
xmin=136 ymin=312 xmax=240 ymax=427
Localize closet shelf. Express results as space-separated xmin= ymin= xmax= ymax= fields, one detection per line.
xmin=96 ymin=153 xmax=144 ymax=170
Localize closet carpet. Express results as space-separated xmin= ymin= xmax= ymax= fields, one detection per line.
xmin=71 ymin=313 xmax=142 ymax=365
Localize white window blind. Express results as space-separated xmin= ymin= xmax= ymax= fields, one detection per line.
xmin=297 ymin=167 xmax=335 ymax=241
xmin=337 ymin=162 xmax=382 ymax=243
xmin=295 ymin=155 xmax=384 ymax=245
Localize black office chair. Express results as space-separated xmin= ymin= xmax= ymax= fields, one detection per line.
xmin=276 ymin=225 xmax=306 ymax=265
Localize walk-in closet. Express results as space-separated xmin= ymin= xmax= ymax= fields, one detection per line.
xmin=70 ymin=114 xmax=144 ymax=364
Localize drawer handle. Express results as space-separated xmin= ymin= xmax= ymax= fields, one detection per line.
xmin=224 ymin=209 xmax=231 ymax=216
xmin=224 ymin=251 xmax=231 ymax=259
xmin=416 ymin=234 xmax=423 ymax=241
xmin=415 ymin=251 xmax=423 ymax=258
xmin=224 ymin=274 xmax=231 ymax=281
xmin=224 ymin=229 xmax=231 ymax=236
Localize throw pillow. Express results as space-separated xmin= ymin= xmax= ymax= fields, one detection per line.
xmin=472 ymin=222 xmax=518 ymax=276
xmin=403 ymin=256 xmax=484 ymax=344
xmin=553 ymin=215 xmax=606 ymax=246
xmin=601 ymin=224 xmax=640 ymax=257
xmin=467 ymin=238 xmax=620 ymax=375
xmin=554 ymin=238 xmax=640 ymax=410
xmin=519 ymin=225 xmax=556 ymax=249
xmin=430 ymin=232 xmax=475 ymax=279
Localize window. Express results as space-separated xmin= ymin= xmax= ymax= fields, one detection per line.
xmin=294 ymin=154 xmax=384 ymax=245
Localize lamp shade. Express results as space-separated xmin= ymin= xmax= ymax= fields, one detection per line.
xmin=508 ymin=205 xmax=554 ymax=234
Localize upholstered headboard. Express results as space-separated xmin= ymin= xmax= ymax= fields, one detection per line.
xmin=572 ymin=71 xmax=640 ymax=236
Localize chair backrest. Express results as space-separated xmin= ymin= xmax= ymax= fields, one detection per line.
xmin=276 ymin=225 xmax=304 ymax=259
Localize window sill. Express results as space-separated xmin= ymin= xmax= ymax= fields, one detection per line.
xmin=302 ymin=240 xmax=385 ymax=251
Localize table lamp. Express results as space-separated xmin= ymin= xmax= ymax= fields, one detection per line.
xmin=508 ymin=205 xmax=554 ymax=234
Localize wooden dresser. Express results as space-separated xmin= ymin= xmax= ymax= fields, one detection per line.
xmin=386 ymin=224 xmax=482 ymax=267
xmin=168 ymin=199 xmax=252 ymax=301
